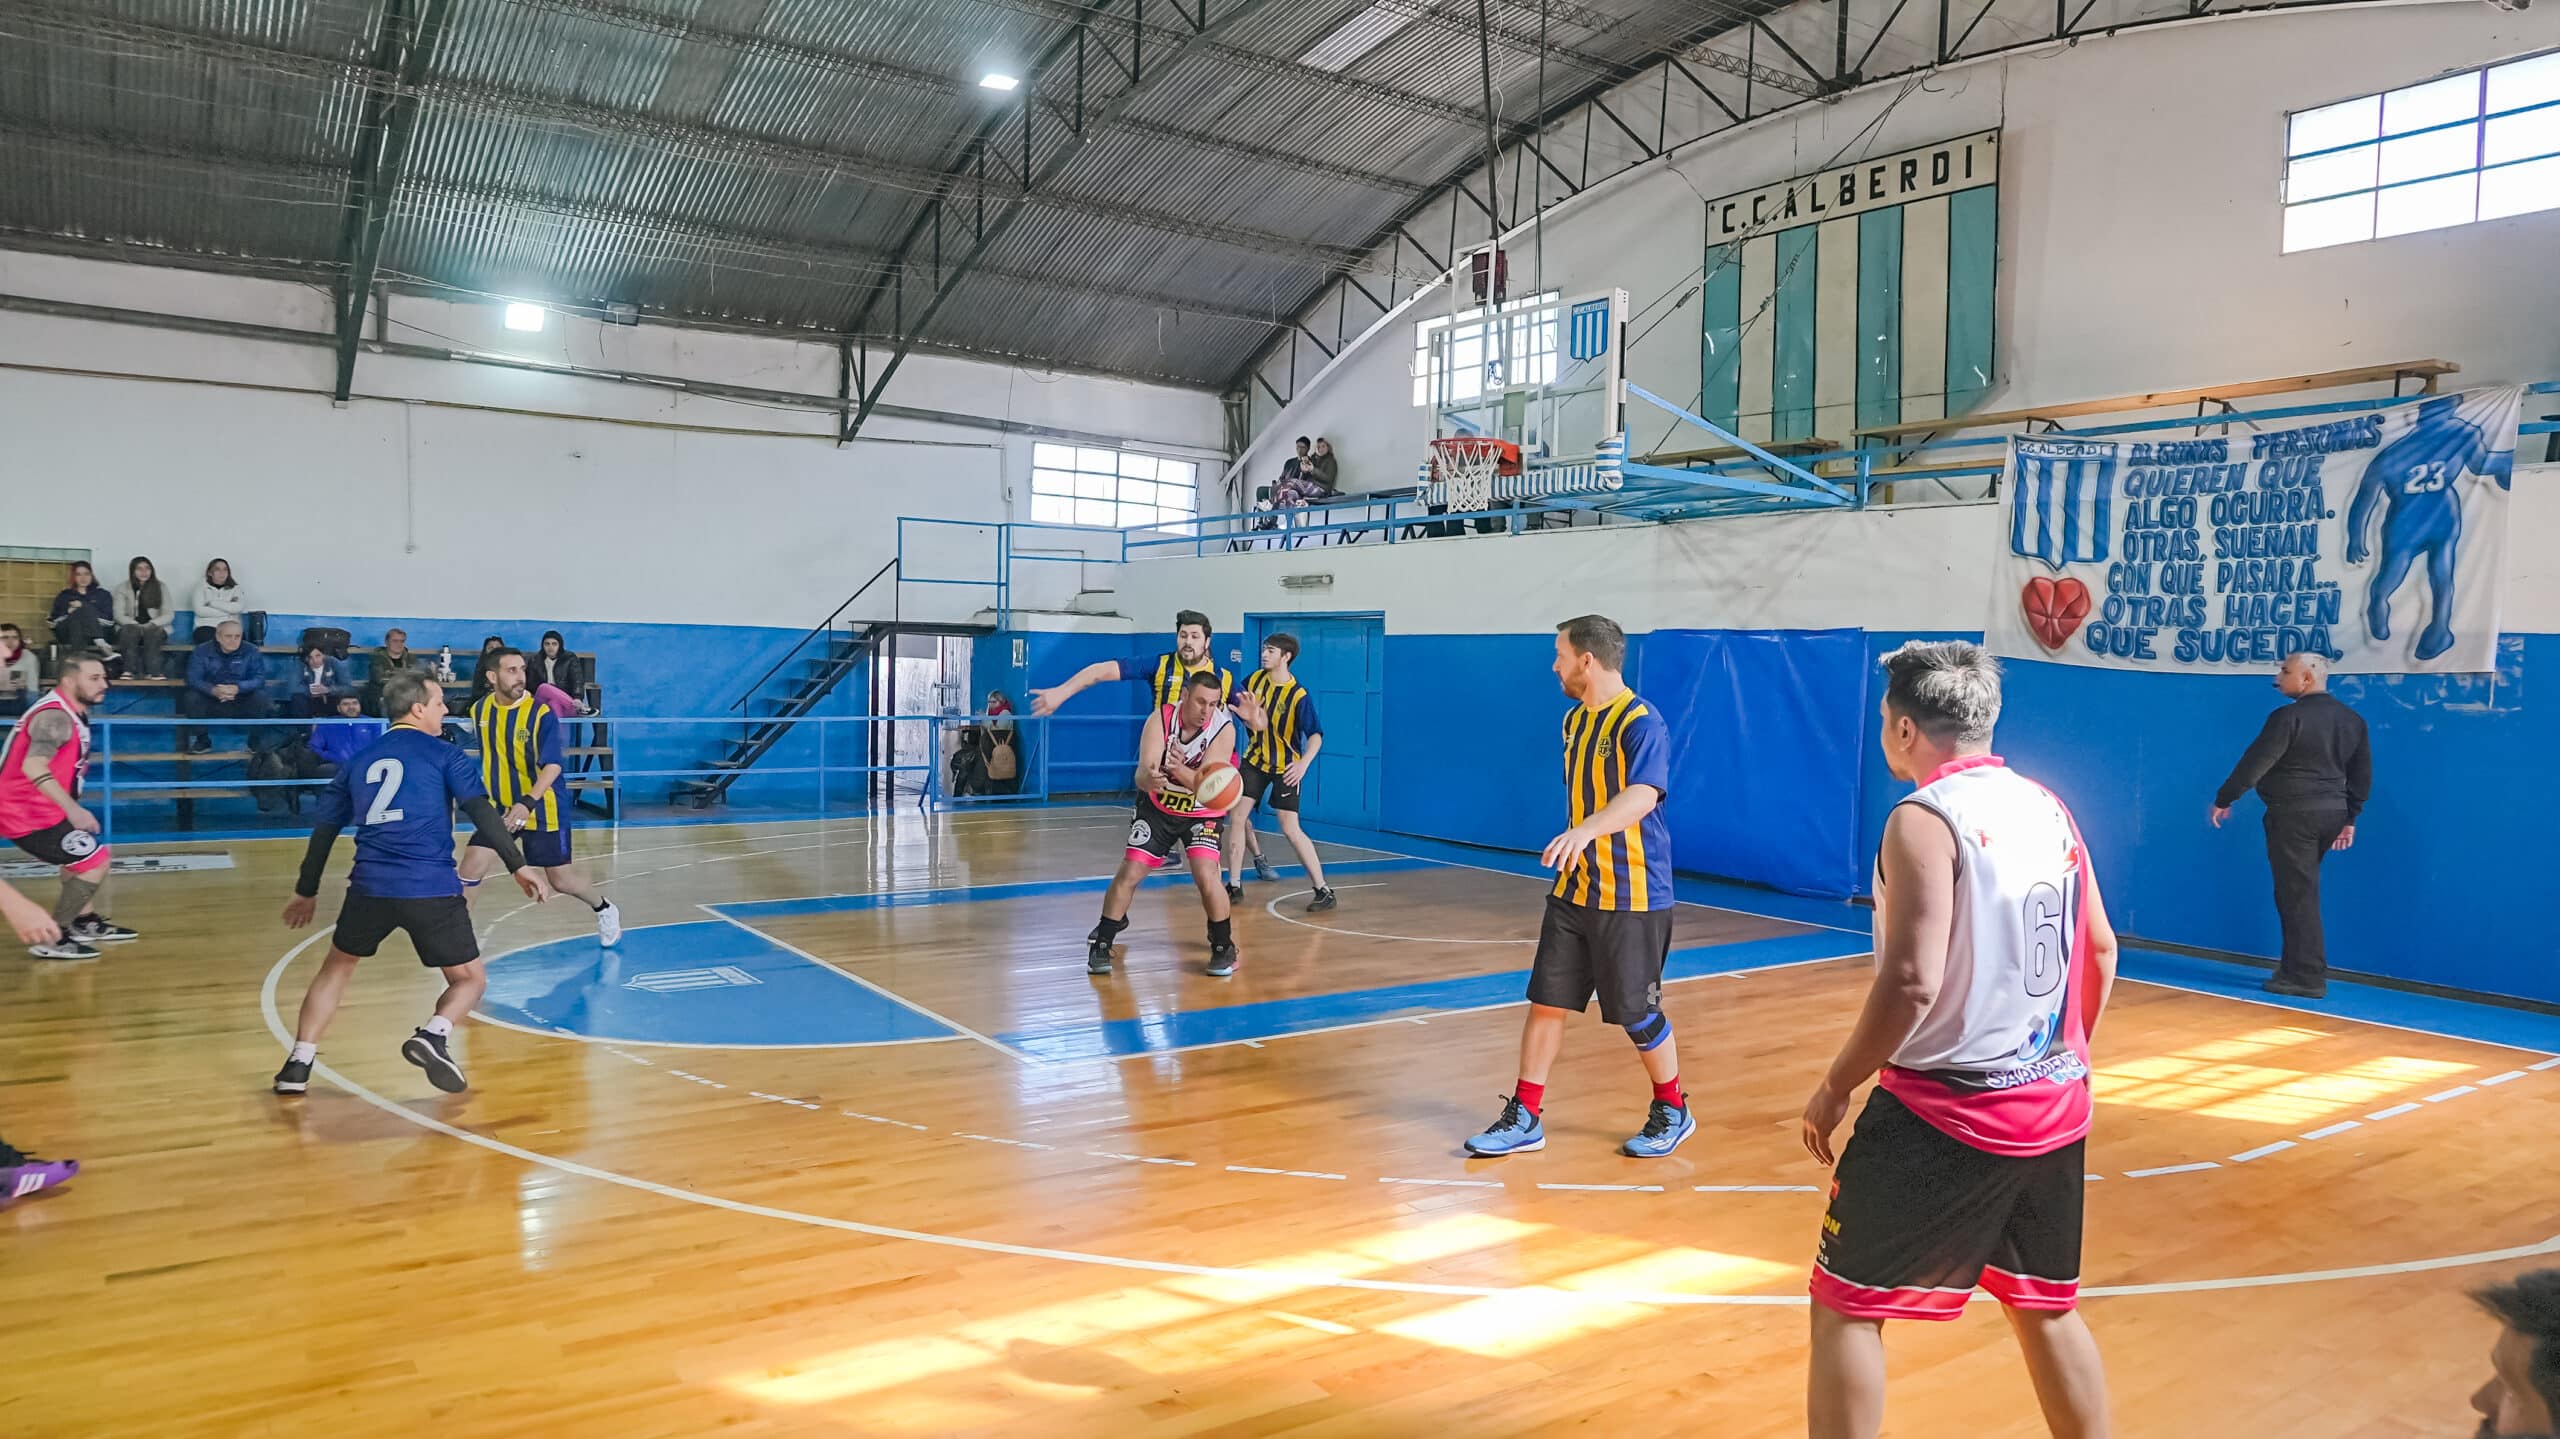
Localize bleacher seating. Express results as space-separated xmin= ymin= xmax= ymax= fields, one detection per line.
xmin=1 ymin=629 xmax=614 ymax=834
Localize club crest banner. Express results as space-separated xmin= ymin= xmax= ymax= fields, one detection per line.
xmin=1987 ymin=386 xmax=2520 ymax=673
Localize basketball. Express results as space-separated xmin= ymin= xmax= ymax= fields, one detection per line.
xmin=1190 ymin=761 xmax=1242 ymax=813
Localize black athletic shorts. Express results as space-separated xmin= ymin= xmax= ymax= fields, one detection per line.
xmin=1239 ymin=763 xmax=1300 ymax=812
xmin=468 ymin=824 xmax=570 ymax=868
xmin=7 ymin=819 xmax=109 ymax=874
xmin=1124 ymin=802 xmax=1221 ymax=869
xmin=1809 ymin=1088 xmax=2086 ymax=1321
xmin=335 ymin=890 xmax=482 ymax=969
xmin=1525 ymin=895 xmax=1674 ymax=1025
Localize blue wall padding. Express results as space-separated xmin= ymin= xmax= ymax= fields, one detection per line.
xmin=1640 ymin=629 xmax=1871 ymax=899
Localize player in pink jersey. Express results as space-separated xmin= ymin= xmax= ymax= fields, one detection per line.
xmin=1802 ymin=641 xmax=2121 ymax=1439
xmin=0 ymin=655 xmax=136 ymax=960
xmin=1085 ymin=671 xmax=1240 ymax=979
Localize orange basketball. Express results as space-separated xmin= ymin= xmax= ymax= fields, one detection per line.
xmin=1190 ymin=761 xmax=1243 ymax=813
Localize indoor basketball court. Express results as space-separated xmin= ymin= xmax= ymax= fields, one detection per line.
xmin=6 ymin=0 xmax=2560 ymax=1434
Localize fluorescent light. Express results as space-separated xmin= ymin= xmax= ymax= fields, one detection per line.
xmin=978 ymin=72 xmax=1019 ymax=91
xmin=1299 ymin=6 xmax=1415 ymax=72
xmin=503 ymin=302 xmax=546 ymax=332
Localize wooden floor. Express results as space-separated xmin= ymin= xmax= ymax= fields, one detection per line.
xmin=3 ymin=805 xmax=2553 ymax=1438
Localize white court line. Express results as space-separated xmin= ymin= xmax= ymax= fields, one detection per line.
xmin=844 ymin=1110 xmax=929 ymax=1132
xmin=1226 ymin=1165 xmax=1347 ymax=1181
xmin=2301 ymin=1121 xmax=2362 ymax=1141
xmin=2479 ymin=1070 xmax=2528 ymax=1086
xmin=2115 ymin=975 xmax=2560 ymax=1062
xmin=2230 ymin=1142 xmax=2296 ymax=1164
xmin=2534 ymin=1057 xmax=2560 ymax=1071
xmin=699 ymin=906 xmax=1020 ymax=1063
xmin=2367 ymin=1103 xmax=2422 ymax=1121
xmin=1089 ymin=1152 xmax=1195 ymax=1168
xmin=956 ymin=1134 xmax=1053 ymax=1151
xmin=2124 ymin=1162 xmax=2220 ymax=1178
xmin=1695 ymin=1185 xmax=1821 ymax=1193
xmin=2425 ymin=1086 xmax=2479 ymax=1103
xmin=1261 ymin=884 xmax=1524 ymax=945
xmin=259 ymin=936 xmax=2560 ymax=1306
xmin=1538 ymin=1183 xmax=1665 ymax=1193
xmin=1379 ymin=1176 xmax=1503 ymax=1189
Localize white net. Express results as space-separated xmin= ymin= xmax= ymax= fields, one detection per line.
xmin=1432 ymin=438 xmax=1505 ymax=513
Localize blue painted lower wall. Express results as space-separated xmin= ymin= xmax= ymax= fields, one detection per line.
xmin=1376 ymin=627 xmax=2557 ymax=1006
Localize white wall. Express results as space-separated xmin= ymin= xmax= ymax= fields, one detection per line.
xmin=0 ymin=252 xmax=1224 ymax=631
xmin=1250 ymin=2 xmax=2560 ymax=496
xmin=1122 ymin=465 xmax=2560 ymax=638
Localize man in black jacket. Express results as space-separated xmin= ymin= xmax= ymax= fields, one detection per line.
xmin=2211 ymin=654 xmax=2371 ymax=999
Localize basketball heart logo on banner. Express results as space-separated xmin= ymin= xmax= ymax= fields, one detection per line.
xmin=1985 ymin=386 xmax=2521 ymax=674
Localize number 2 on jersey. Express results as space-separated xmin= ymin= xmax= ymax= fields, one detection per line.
xmin=363 ymin=758 xmax=407 ymax=825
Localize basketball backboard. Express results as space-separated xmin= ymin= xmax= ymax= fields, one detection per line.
xmin=1419 ymin=276 xmax=1628 ymax=469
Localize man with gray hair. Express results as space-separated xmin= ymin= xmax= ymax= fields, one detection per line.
xmin=2212 ymin=652 xmax=2370 ymax=999
xmin=1803 ymin=640 xmax=2120 ymax=1439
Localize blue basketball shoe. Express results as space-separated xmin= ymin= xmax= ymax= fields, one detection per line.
xmin=1621 ymin=1097 xmax=1695 ymax=1158
xmin=1463 ymin=1094 xmax=1546 ymax=1156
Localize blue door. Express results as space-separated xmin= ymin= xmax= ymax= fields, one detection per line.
xmin=1248 ymin=613 xmax=1383 ymax=829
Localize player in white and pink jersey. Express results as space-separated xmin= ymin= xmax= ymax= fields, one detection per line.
xmin=1801 ymin=641 xmax=2121 ymax=1439
xmin=0 ymin=655 xmax=135 ymax=960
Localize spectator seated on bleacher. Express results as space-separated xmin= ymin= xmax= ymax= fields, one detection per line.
xmin=182 ymin=619 xmax=275 ymax=756
xmin=468 ymin=635 xmax=506 ymax=706
xmin=0 ymin=624 xmax=37 ymax=720
xmin=47 ymin=562 xmax=117 ymax=664
xmin=1308 ymin=437 xmax=1341 ymax=495
xmin=304 ymin=694 xmax=381 ymax=773
xmin=531 ymin=630 xmax=596 ymax=712
xmin=362 ymin=628 xmax=430 ymax=717
xmin=112 ymin=556 xmax=173 ymax=680
xmin=190 ymin=557 xmax=264 ymax=645
xmin=290 ymin=644 xmax=355 ymax=718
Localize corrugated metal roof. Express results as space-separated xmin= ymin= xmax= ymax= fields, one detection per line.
xmin=0 ymin=0 xmax=1759 ymax=387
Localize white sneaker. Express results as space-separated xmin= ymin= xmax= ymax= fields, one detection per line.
xmin=596 ymin=901 xmax=622 ymax=948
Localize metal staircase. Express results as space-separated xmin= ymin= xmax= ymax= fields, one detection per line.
xmin=673 ymin=559 xmax=897 ymax=810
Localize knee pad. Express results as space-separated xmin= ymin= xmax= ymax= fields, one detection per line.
xmin=1625 ymin=1011 xmax=1671 ymax=1052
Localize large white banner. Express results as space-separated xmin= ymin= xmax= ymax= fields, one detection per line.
xmin=1987 ymin=387 xmax=2520 ymax=673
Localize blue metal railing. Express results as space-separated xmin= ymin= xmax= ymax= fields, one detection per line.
xmin=86 ymin=711 xmax=1149 ymax=841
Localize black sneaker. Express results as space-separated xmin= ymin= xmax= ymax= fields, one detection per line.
xmin=28 ymin=938 xmax=100 ymax=962
xmin=1086 ymin=938 xmax=1114 ymax=977
xmin=273 ymin=1056 xmax=313 ymax=1094
xmin=1252 ymin=855 xmax=1278 ymax=883
xmin=1305 ymin=887 xmax=1338 ymax=913
xmin=400 ymin=1028 xmax=469 ymax=1093
xmin=2261 ymin=976 xmax=2327 ymax=999
xmin=1206 ymin=941 xmax=1239 ymax=978
xmin=70 ymin=915 xmax=139 ymax=944
xmin=1224 ymin=882 xmax=1243 ymax=904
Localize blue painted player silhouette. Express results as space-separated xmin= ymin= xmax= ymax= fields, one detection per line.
xmin=2344 ymin=395 xmax=2514 ymax=662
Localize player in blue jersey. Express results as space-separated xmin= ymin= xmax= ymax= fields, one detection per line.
xmin=272 ymin=670 xmax=552 ymax=1096
xmin=2346 ymin=394 xmax=2515 ymax=662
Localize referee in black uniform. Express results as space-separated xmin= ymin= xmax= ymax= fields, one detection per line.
xmin=2210 ymin=653 xmax=2371 ymax=999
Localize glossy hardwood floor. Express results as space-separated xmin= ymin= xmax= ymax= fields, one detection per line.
xmin=2 ymin=805 xmax=2552 ymax=1438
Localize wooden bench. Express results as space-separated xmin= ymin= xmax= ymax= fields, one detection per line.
xmin=1855 ymin=359 xmax=2461 ymax=444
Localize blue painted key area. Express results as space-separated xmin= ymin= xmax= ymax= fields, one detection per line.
xmin=995 ymin=929 xmax=1875 ymax=1062
xmin=479 ymin=919 xmax=959 ymax=1048
xmin=706 ymin=857 xmax=1427 ymax=922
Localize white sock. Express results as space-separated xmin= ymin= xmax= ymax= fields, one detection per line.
xmin=423 ymin=1015 xmax=454 ymax=1037
xmin=290 ymin=1041 xmax=317 ymax=1063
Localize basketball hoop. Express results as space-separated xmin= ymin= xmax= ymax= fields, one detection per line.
xmin=1429 ymin=436 xmax=1520 ymax=513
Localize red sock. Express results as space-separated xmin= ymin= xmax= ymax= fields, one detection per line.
xmin=1514 ymin=1079 xmax=1546 ymax=1115
xmin=1652 ymin=1076 xmax=1684 ymax=1109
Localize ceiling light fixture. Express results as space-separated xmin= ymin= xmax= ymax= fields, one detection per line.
xmin=979 ymin=72 xmax=1019 ymax=91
